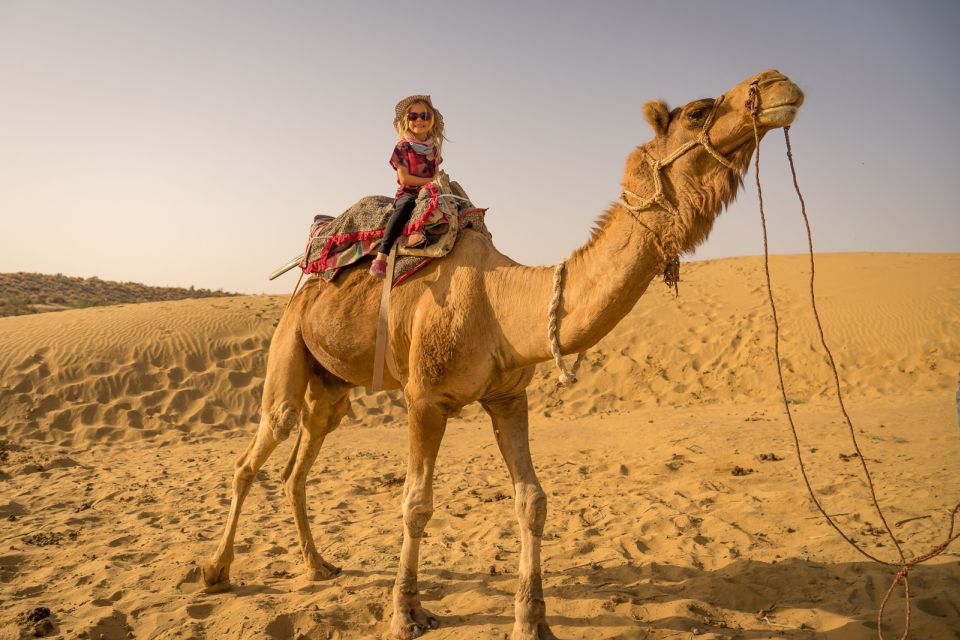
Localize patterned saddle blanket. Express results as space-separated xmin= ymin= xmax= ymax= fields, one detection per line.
xmin=300 ymin=177 xmax=489 ymax=286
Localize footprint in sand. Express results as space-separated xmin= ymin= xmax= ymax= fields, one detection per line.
xmin=186 ymin=603 xmax=215 ymax=620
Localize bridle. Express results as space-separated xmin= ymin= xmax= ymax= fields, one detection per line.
xmin=619 ymin=94 xmax=738 ymax=218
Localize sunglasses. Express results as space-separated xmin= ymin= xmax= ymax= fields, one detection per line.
xmin=406 ymin=111 xmax=432 ymax=122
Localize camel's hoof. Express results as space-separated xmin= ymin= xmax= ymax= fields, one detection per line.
xmin=202 ymin=580 xmax=233 ymax=594
xmin=304 ymin=562 xmax=342 ymax=581
xmin=512 ymin=621 xmax=558 ymax=640
xmin=390 ymin=608 xmax=439 ymax=639
xmin=200 ymin=561 xmax=233 ymax=593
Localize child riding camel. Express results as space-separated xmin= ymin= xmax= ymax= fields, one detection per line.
xmin=369 ymin=94 xmax=447 ymax=278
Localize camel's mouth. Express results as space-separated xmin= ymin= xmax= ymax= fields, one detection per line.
xmin=757 ymin=103 xmax=799 ymax=127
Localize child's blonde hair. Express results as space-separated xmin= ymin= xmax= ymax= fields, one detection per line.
xmin=393 ymin=96 xmax=447 ymax=158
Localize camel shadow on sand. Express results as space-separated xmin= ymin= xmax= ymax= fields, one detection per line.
xmin=277 ymin=556 xmax=960 ymax=638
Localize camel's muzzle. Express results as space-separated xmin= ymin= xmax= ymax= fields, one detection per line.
xmin=754 ymin=74 xmax=804 ymax=127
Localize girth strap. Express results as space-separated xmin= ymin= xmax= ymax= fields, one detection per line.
xmin=371 ymin=245 xmax=398 ymax=391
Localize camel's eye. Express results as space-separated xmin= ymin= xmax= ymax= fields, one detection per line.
xmin=687 ymin=108 xmax=706 ymax=121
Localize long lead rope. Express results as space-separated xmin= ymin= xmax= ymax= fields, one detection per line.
xmin=749 ymin=84 xmax=960 ymax=639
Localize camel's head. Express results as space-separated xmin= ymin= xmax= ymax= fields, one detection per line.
xmin=621 ymin=70 xmax=804 ymax=253
xmin=638 ymin=69 xmax=804 ymax=181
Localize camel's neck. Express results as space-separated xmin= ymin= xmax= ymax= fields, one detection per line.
xmin=543 ymin=205 xmax=684 ymax=356
xmin=497 ymin=145 xmax=749 ymax=369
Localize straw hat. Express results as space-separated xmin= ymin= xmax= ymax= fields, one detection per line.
xmin=393 ymin=94 xmax=444 ymax=130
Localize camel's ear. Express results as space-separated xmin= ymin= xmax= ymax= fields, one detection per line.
xmin=643 ymin=100 xmax=671 ymax=138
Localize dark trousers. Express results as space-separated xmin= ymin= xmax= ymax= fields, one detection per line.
xmin=381 ymin=193 xmax=416 ymax=256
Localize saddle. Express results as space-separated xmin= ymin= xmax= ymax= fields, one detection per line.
xmin=300 ymin=173 xmax=489 ymax=287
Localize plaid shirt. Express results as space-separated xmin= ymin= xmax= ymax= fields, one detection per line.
xmin=389 ymin=141 xmax=441 ymax=197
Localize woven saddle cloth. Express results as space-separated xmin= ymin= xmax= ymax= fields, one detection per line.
xmin=300 ymin=175 xmax=489 ymax=286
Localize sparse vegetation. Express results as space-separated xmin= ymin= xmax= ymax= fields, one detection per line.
xmin=0 ymin=273 xmax=239 ymax=317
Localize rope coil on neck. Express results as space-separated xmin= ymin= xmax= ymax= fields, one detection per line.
xmin=548 ymin=262 xmax=584 ymax=385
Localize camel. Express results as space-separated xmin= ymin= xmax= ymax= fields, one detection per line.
xmin=201 ymin=69 xmax=804 ymax=639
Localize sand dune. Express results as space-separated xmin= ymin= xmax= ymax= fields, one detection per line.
xmin=1 ymin=253 xmax=958 ymax=639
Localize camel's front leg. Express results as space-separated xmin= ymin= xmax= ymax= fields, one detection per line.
xmin=390 ymin=398 xmax=447 ymax=639
xmin=483 ymin=392 xmax=557 ymax=640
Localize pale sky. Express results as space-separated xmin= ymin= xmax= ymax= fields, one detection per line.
xmin=1 ymin=0 xmax=958 ymax=294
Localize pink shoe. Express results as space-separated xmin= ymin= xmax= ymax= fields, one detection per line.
xmin=369 ymin=258 xmax=387 ymax=278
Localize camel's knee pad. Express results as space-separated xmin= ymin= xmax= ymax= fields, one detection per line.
xmin=269 ymin=404 xmax=299 ymax=441
xmin=516 ymin=484 xmax=547 ymax=537
xmin=403 ymin=504 xmax=434 ymax=539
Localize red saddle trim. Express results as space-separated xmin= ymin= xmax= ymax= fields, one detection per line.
xmin=301 ymin=184 xmax=440 ymax=275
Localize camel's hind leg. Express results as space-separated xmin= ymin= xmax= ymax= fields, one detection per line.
xmin=280 ymin=369 xmax=352 ymax=580
xmin=201 ymin=309 xmax=311 ymax=591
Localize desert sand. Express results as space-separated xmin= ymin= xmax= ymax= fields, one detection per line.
xmin=1 ymin=253 xmax=958 ymax=639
